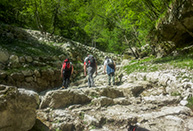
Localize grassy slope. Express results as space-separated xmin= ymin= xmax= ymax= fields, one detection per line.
xmin=0 ymin=38 xmax=63 ymax=57
xmin=125 ymin=53 xmax=193 ymax=74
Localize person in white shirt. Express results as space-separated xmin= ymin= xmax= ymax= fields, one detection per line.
xmin=104 ymin=56 xmax=116 ymax=86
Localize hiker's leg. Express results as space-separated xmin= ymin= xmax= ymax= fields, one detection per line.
xmin=90 ymin=71 xmax=95 ymax=87
xmin=66 ymin=73 xmax=71 ymax=88
xmin=88 ymin=74 xmax=92 ymax=87
xmin=87 ymin=70 xmax=91 ymax=88
xmin=87 ymin=67 xmax=95 ymax=87
xmin=62 ymin=72 xmax=66 ymax=87
xmin=112 ymin=72 xmax=115 ymax=85
xmin=65 ymin=77 xmax=70 ymax=88
xmin=108 ymin=74 xmax=111 ymax=85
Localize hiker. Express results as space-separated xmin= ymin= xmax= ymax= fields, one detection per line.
xmin=104 ymin=56 xmax=116 ymax=86
xmin=61 ymin=58 xmax=74 ymax=89
xmin=84 ymin=55 xmax=97 ymax=88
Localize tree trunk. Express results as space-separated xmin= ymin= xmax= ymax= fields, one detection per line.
xmin=132 ymin=27 xmax=142 ymax=47
xmin=51 ymin=0 xmax=61 ymax=35
xmin=92 ymin=38 xmax=96 ymax=47
xmin=124 ymin=35 xmax=138 ymax=58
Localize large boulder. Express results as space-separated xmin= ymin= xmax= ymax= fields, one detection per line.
xmin=117 ymin=81 xmax=151 ymax=97
xmin=39 ymin=89 xmax=91 ymax=109
xmin=0 ymin=85 xmax=39 ymax=131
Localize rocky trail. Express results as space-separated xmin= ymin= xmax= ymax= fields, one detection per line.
xmin=0 ymin=25 xmax=193 ymax=131
xmin=31 ymin=62 xmax=193 ymax=131
xmin=1 ymin=61 xmax=193 ymax=131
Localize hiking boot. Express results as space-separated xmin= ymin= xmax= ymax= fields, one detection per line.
xmin=92 ymin=84 xmax=96 ymax=87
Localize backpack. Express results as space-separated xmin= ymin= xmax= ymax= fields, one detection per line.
xmin=107 ymin=58 xmax=114 ymax=69
xmin=62 ymin=59 xmax=71 ymax=71
xmin=87 ymin=55 xmax=96 ymax=68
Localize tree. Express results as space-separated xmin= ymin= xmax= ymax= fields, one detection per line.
xmin=0 ymin=0 xmax=173 ymax=54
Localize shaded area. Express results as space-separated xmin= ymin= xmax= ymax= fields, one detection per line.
xmin=0 ymin=23 xmax=64 ymax=57
xmin=29 ymin=119 xmax=50 ymax=131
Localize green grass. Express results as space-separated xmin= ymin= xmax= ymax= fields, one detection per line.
xmin=90 ymin=125 xmax=96 ymax=129
xmin=124 ymin=57 xmax=158 ymax=74
xmin=79 ymin=112 xmax=85 ymax=120
xmin=153 ymin=53 xmax=193 ymax=69
xmin=0 ymin=23 xmax=63 ymax=57
xmin=124 ymin=53 xmax=193 ymax=75
xmin=171 ymin=91 xmax=181 ymax=96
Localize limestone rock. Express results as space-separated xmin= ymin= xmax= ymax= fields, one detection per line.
xmin=0 ymin=85 xmax=39 ymax=131
xmin=39 ymin=89 xmax=91 ymax=109
xmin=113 ymin=97 xmax=131 ymax=105
xmin=99 ymin=87 xmax=124 ymax=99
xmin=142 ymin=95 xmax=181 ymax=105
xmin=185 ymin=118 xmax=193 ymax=130
xmin=83 ymin=114 xmax=100 ymax=127
xmin=91 ymin=96 xmax=114 ymax=107
xmin=25 ymin=56 xmax=33 ymax=63
xmin=156 ymin=0 xmax=193 ymax=48
xmin=9 ymin=55 xmax=19 ymax=63
xmin=0 ymin=50 xmax=9 ymax=63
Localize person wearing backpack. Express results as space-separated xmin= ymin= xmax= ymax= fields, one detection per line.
xmin=104 ymin=56 xmax=116 ymax=86
xmin=84 ymin=55 xmax=98 ymax=88
xmin=61 ymin=58 xmax=74 ymax=89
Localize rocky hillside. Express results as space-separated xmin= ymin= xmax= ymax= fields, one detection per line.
xmin=0 ymin=24 xmax=122 ymax=92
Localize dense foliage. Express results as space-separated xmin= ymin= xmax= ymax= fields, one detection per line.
xmin=0 ymin=0 xmax=173 ymax=54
